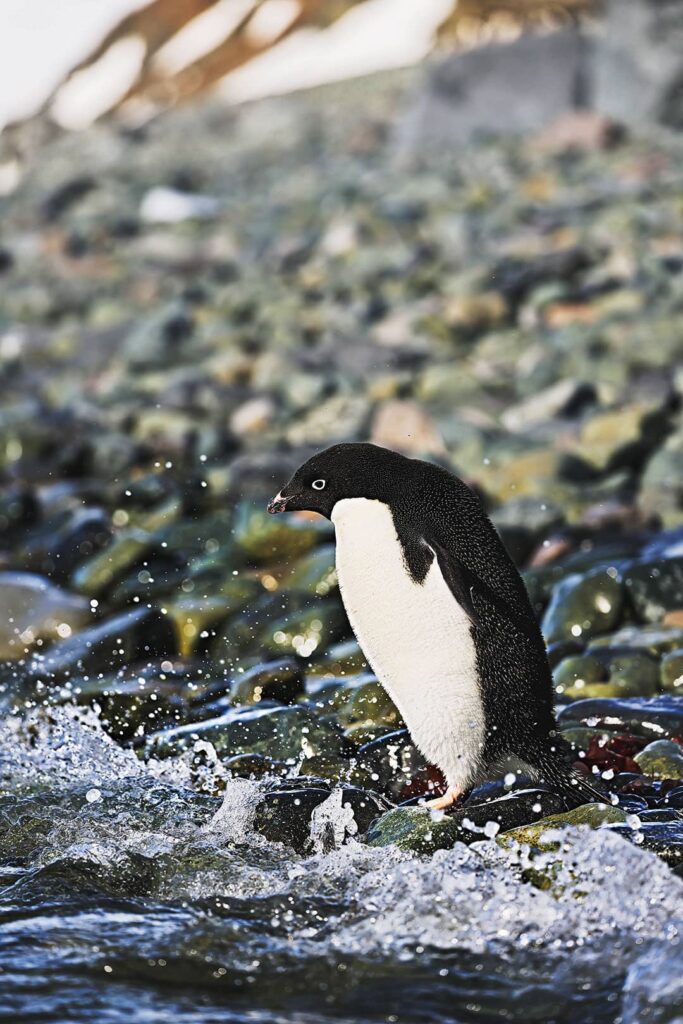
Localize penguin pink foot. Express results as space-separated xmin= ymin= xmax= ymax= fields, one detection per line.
xmin=424 ymin=786 xmax=463 ymax=811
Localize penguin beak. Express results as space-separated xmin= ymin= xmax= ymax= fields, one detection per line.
xmin=267 ymin=492 xmax=291 ymax=515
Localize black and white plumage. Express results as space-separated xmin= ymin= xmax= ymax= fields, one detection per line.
xmin=268 ymin=442 xmax=604 ymax=809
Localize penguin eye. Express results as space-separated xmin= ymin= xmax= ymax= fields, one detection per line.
xmin=311 ymin=479 xmax=326 ymax=491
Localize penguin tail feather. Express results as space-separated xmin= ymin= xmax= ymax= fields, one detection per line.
xmin=525 ymin=741 xmax=615 ymax=810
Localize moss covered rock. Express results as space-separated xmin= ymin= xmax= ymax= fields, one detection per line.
xmin=634 ymin=740 xmax=683 ymax=780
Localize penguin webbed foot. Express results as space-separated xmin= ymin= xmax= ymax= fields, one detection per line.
xmin=423 ymin=785 xmax=465 ymax=811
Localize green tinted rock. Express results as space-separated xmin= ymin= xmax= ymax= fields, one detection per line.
xmin=542 ymin=568 xmax=623 ymax=644
xmin=553 ymin=655 xmax=606 ymax=697
xmin=590 ymin=625 xmax=683 ymax=657
xmin=499 ymin=803 xmax=628 ymax=850
xmin=634 ymin=740 xmax=683 ymax=780
xmin=233 ymin=503 xmax=324 ymax=566
xmin=0 ymin=572 xmax=89 ymax=660
xmin=367 ymin=790 xmax=567 ymax=854
xmin=624 ymin=557 xmax=683 ymax=624
xmin=560 ymin=725 xmax=611 ymax=754
xmin=259 ymin=600 xmax=347 ymax=659
xmin=306 ymin=639 xmax=367 ymax=677
xmin=365 ymin=805 xmax=461 ymax=854
xmin=72 ymin=676 xmax=187 ymax=741
xmin=558 ymin=650 xmax=659 ymax=700
xmin=343 ymin=723 xmax=399 ymax=747
xmin=72 ymin=529 xmax=154 ymax=597
xmin=167 ymin=596 xmax=233 ymax=657
xmin=661 ymin=649 xmax=683 ymax=693
xmin=285 ymin=545 xmax=338 ymax=596
xmin=229 ymin=659 xmax=304 ymax=706
xmin=336 ymin=678 xmax=401 ymax=730
xmin=145 ymin=704 xmax=346 ymax=762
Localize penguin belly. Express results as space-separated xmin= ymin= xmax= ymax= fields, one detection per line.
xmin=331 ymin=498 xmax=486 ymax=791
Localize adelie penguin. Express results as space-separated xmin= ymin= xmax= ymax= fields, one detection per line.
xmin=268 ymin=443 xmax=606 ymax=810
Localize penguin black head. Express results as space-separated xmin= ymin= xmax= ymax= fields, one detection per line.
xmin=267 ymin=442 xmax=413 ymax=519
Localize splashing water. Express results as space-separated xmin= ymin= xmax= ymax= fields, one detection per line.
xmin=0 ymin=706 xmax=681 ymax=1024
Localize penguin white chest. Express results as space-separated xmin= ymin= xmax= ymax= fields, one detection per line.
xmin=331 ymin=498 xmax=486 ymax=789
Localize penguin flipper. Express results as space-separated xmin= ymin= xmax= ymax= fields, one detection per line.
xmin=428 ymin=535 xmax=545 ymax=644
xmin=428 ymin=539 xmax=480 ymax=628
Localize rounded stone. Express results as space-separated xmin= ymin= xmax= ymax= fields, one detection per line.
xmin=634 ymin=740 xmax=683 ymax=781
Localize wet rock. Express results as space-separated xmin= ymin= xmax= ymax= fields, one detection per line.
xmin=562 ymin=401 xmax=674 ymax=479
xmin=498 ymin=802 xmax=629 ymax=850
xmin=367 ymin=789 xmax=567 ymax=854
xmin=335 ymin=676 xmax=402 ymax=731
xmin=71 ymin=529 xmax=167 ymax=598
xmin=284 ymin=545 xmax=337 ymax=596
xmin=0 ymin=573 xmax=90 ymax=659
xmin=542 ymin=568 xmax=624 ymax=645
xmin=233 ymin=503 xmax=325 ymax=565
xmin=0 ymin=486 xmax=40 ymax=538
xmin=5 ymin=607 xmax=176 ymax=687
xmin=259 ymin=600 xmax=348 ymax=660
xmin=501 ymin=380 xmax=596 ymax=433
xmin=589 ymin=624 xmax=683 ymax=657
xmin=611 ymin=819 xmax=683 ymax=870
xmin=491 ymin=498 xmax=565 ymax=566
xmin=554 ymin=650 xmax=659 ymax=701
xmin=634 ymin=740 xmax=683 ymax=781
xmin=71 ymin=676 xmax=187 ymax=742
xmin=167 ymin=596 xmax=234 ymax=658
xmin=19 ymin=507 xmax=112 ymax=581
xmin=661 ymin=649 xmax=683 ymax=693
xmin=202 ymin=659 xmax=305 ymax=708
xmin=222 ymin=753 xmax=290 ymax=778
xmin=553 ymin=654 xmax=608 ymax=697
xmin=559 ymin=696 xmax=683 ymax=742
xmin=305 ymin=639 xmax=367 ymax=678
xmin=254 ymin=783 xmax=389 ymax=853
xmin=623 ymin=556 xmax=683 ymax=623
xmin=352 ymin=728 xmax=441 ymax=802
xmin=144 ymin=703 xmax=347 ymax=763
